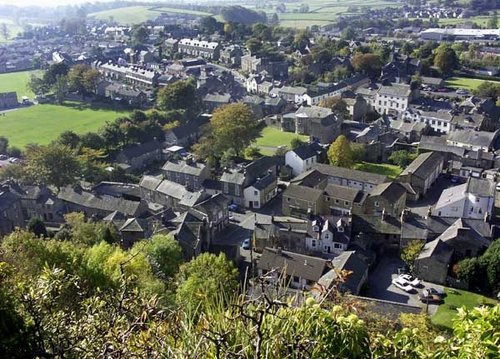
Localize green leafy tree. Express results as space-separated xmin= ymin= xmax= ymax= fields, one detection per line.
xmin=487 ymin=11 xmax=498 ymax=29
xmin=53 ymin=74 xmax=69 ymax=104
xmin=140 ymin=234 xmax=183 ymax=279
xmin=156 ymin=79 xmax=197 ymax=112
xmin=389 ymin=150 xmax=413 ymax=168
xmin=57 ymin=131 xmax=81 ymax=149
xmin=245 ymin=146 xmax=263 ymax=159
xmin=0 ymin=136 xmax=8 ymax=154
xmin=473 ymin=81 xmax=500 ymax=100
xmin=68 ymin=64 xmax=100 ymax=96
xmin=434 ymin=44 xmax=459 ymax=75
xmin=351 ymin=143 xmax=365 ymax=163
xmin=352 ymin=53 xmax=382 ymax=77
xmin=176 ymin=253 xmax=239 ymax=314
xmin=0 ymin=22 xmax=10 ymax=40
xmin=27 ymin=216 xmax=48 ymax=237
xmin=131 ymin=25 xmax=149 ymax=44
xmin=328 ymin=135 xmax=353 ymax=168
xmin=210 ymin=103 xmax=259 ymax=157
xmin=25 ymin=143 xmax=81 ymax=191
xmin=290 ymin=137 xmax=306 ymax=150
xmin=319 ymin=96 xmax=348 ymax=118
xmin=401 ymin=240 xmax=424 ymax=273
xmin=43 ymin=62 xmax=69 ymax=86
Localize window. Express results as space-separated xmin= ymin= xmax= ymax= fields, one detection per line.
xmin=334 ymin=243 xmax=341 ymax=249
xmin=312 ymin=240 xmax=316 ymax=247
xmin=324 ymin=234 xmax=329 ymax=239
xmin=335 ymin=199 xmax=339 ymax=204
xmin=374 ymin=201 xmax=379 ymax=207
xmin=235 ymin=186 xmax=240 ymax=196
xmin=338 ymin=226 xmax=344 ymax=232
xmin=254 ymin=190 xmax=258 ymax=196
xmin=345 ymin=201 xmax=349 ymax=206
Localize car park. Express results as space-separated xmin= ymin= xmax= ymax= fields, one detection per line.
xmin=392 ymin=277 xmax=414 ymax=292
xmin=399 ymin=274 xmax=421 ymax=287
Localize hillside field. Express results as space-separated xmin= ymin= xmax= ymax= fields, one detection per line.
xmin=0 ymin=102 xmax=128 ymax=148
xmin=0 ymin=70 xmax=41 ymax=101
xmin=445 ymin=77 xmax=500 ymax=91
xmin=89 ymin=5 xmax=212 ymax=24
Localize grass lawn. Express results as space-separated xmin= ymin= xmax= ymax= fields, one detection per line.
xmin=0 ymin=70 xmax=41 ymax=101
xmin=0 ymin=18 xmax=23 ymax=43
xmin=0 ymin=101 xmax=128 ymax=148
xmin=254 ymin=127 xmax=309 ymax=154
xmin=354 ymin=162 xmax=402 ymax=179
xmin=431 ymin=288 xmax=498 ymax=331
xmin=445 ymin=77 xmax=500 ymax=91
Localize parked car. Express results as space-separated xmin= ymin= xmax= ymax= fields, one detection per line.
xmin=392 ymin=277 xmax=414 ymax=292
xmin=419 ymin=294 xmax=443 ymax=304
xmin=241 ymin=238 xmax=251 ymax=250
xmin=0 ymin=154 xmax=7 ymax=160
xmin=228 ymin=204 xmax=239 ymax=212
xmin=455 ymin=88 xmax=469 ymax=95
xmin=496 ymin=183 xmax=500 ymax=192
xmin=451 ymin=176 xmax=459 ymax=183
xmin=423 ymin=287 xmax=445 ymax=298
xmin=229 ymin=215 xmax=239 ymax=223
xmin=399 ymin=274 xmax=421 ymax=287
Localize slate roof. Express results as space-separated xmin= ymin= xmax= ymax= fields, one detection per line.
xmin=57 ymin=187 xmax=142 ymax=217
xmin=368 ymin=182 xmax=406 ymax=202
xmin=283 ymin=184 xmax=323 ymax=202
xmin=313 ymin=163 xmax=387 ymax=185
xmin=162 ymin=160 xmax=206 ymax=176
xmin=447 ymin=129 xmax=498 ymax=149
xmin=258 ymin=248 xmax=329 ymax=282
xmin=139 ymin=175 xmax=162 ymax=191
xmin=419 ymin=136 xmax=466 ymax=157
xmin=156 ymin=180 xmax=188 ymax=200
xmin=118 ymin=141 xmax=160 ymax=160
xmin=417 ymin=239 xmax=453 ymax=262
xmin=0 ymin=190 xmax=19 ymax=212
xmin=435 ymin=218 xmax=491 ymax=248
xmin=254 ymin=217 xmax=309 ymax=240
xmin=399 ymin=152 xmax=442 ymax=180
xmin=324 ymin=184 xmax=363 ymax=203
xmin=319 ymin=251 xmax=368 ymax=294
xmin=466 ymin=177 xmax=495 ymax=197
xmin=296 ymin=105 xmax=333 ymax=119
xmin=220 ymin=170 xmax=245 ymax=185
xmin=290 ymin=169 xmax=328 ymax=188
xmin=250 ymin=173 xmax=276 ymax=191
xmin=377 ymin=83 xmax=411 ymax=98
xmin=119 ymin=218 xmax=146 ymax=232
xmin=292 ymin=144 xmax=318 ymax=160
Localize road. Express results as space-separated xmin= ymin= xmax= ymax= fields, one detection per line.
xmin=421 ymin=89 xmax=469 ymax=100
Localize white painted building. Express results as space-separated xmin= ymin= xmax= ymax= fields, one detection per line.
xmin=243 ymin=173 xmax=277 ymax=209
xmin=285 ymin=145 xmax=318 ymax=177
xmin=433 ymin=177 xmax=495 ymax=219
xmin=375 ymin=83 xmax=412 ymax=115
xmin=402 ymin=108 xmax=453 ymax=134
xmin=305 ymin=218 xmax=349 ymax=256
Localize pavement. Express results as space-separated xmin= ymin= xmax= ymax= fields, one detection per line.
xmin=367 ymin=256 xmax=442 ymax=315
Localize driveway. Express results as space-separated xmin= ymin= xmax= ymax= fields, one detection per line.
xmin=367 ymin=256 xmax=443 ymax=315
xmin=406 ymin=175 xmax=462 ymax=217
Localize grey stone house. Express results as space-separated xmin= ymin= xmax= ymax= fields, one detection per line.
xmin=162 ymin=158 xmax=209 ymax=191
xmin=114 ymin=141 xmax=163 ymax=172
xmin=397 ymin=152 xmax=444 ymax=200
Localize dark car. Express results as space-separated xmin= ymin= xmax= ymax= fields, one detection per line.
xmin=419 ymin=294 xmax=443 ymax=304
xmin=423 ymin=287 xmax=445 ymax=298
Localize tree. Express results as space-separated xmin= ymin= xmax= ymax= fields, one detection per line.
xmin=434 ymin=44 xmax=459 ymax=75
xmin=156 ymin=79 xmax=197 ymax=112
xmin=0 ymin=22 xmax=10 ymax=40
xmin=68 ymin=64 xmax=100 ymax=96
xmin=245 ymin=146 xmax=263 ymax=159
xmin=0 ymin=136 xmax=8 ymax=154
xmin=131 ymin=25 xmax=149 ymax=44
xmin=25 ymin=144 xmax=81 ymax=191
xmin=140 ymin=234 xmax=183 ymax=279
xmin=351 ymin=143 xmax=365 ymax=163
xmin=328 ymin=135 xmax=353 ymax=168
xmin=53 ymin=75 xmax=69 ymax=104
xmin=341 ymin=26 xmax=356 ymax=40
xmin=473 ymin=81 xmax=500 ymax=100
xmin=401 ymin=240 xmax=424 ymax=273
xmin=200 ymin=16 xmax=218 ymax=34
xmin=290 ymin=137 xmax=306 ymax=150
xmin=333 ymin=65 xmax=351 ymax=81
xmin=57 ymin=131 xmax=81 ymax=149
xmin=43 ymin=62 xmax=70 ymax=86
xmin=27 ymin=217 xmax=47 ymax=237
xmin=351 ymin=53 xmax=382 ymax=77
xmin=487 ymin=11 xmax=498 ymax=29
xmin=246 ymin=38 xmax=262 ymax=55
xmin=176 ymin=253 xmax=239 ymax=314
xmin=389 ymin=150 xmax=413 ymax=168
xmin=210 ymin=103 xmax=259 ymax=157
xmin=319 ymin=96 xmax=348 ymax=118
